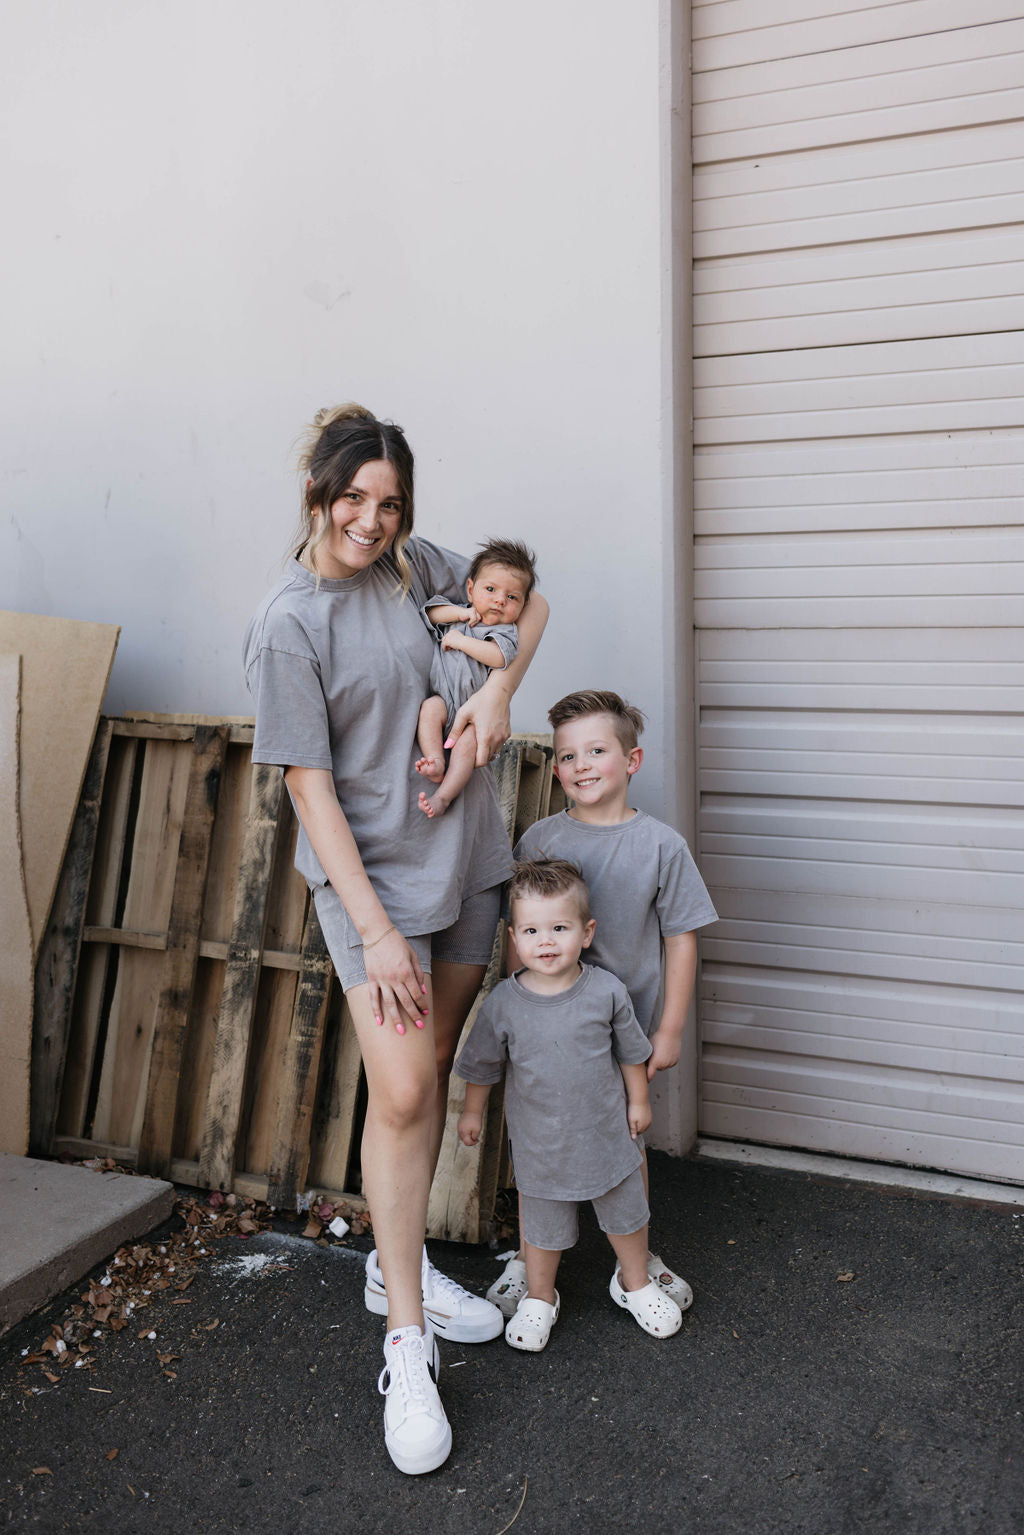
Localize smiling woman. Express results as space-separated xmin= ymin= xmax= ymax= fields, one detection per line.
xmin=242 ymin=403 xmax=548 ymax=1476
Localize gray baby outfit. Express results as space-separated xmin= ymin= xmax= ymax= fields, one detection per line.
xmin=454 ymin=963 xmax=652 ymax=1203
xmin=514 ymin=811 xmax=717 ymax=1036
xmin=423 ymin=600 xmax=518 ymax=730
xmin=243 ymin=538 xmax=513 ymax=938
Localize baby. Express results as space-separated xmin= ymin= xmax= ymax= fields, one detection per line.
xmin=455 ymin=858 xmax=685 ymax=1351
xmin=416 ymin=539 xmax=538 ymax=818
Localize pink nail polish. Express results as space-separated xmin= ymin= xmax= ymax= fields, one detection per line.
xmin=421 ymin=984 xmax=428 ymax=995
xmin=443 ymin=737 xmax=454 ymax=749
xmin=396 ymin=1022 xmax=406 ymax=1036
xmin=375 ymin=1015 xmax=383 ymax=1026
xmin=415 ymin=1019 xmax=424 ymax=1030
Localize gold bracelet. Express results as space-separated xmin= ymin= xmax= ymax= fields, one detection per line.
xmin=363 ymin=923 xmax=396 ymax=950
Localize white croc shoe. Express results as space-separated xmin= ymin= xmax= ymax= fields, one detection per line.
xmin=377 ymin=1325 xmax=452 ymax=1475
xmin=486 ymin=1256 xmax=529 ymax=1318
xmin=646 ymin=1253 xmax=694 ymax=1311
xmin=505 ymin=1291 xmax=560 ymax=1352
xmin=365 ymin=1248 xmax=504 ymax=1343
xmin=609 ymin=1271 xmax=683 ymax=1338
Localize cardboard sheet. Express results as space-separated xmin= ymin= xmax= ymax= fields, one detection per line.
xmin=0 ymin=612 xmax=119 ymax=955
xmin=0 ymin=655 xmax=33 ymax=1154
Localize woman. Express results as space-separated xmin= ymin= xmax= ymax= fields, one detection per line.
xmin=244 ymin=405 xmax=548 ymax=1475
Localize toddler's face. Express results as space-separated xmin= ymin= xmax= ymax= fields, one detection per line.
xmin=510 ymin=892 xmax=595 ymax=983
xmin=466 ymin=563 xmax=527 ymax=627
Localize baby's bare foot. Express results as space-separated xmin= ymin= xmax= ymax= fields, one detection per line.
xmin=418 ymin=789 xmax=449 ymax=820
xmin=415 ymin=755 xmax=445 ymax=784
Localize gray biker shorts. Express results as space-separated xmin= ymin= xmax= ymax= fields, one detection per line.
xmin=519 ymin=1166 xmax=650 ymax=1251
xmin=313 ymin=882 xmax=502 ymax=993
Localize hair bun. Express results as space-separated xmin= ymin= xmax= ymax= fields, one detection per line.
xmin=312 ymin=402 xmax=377 ymax=430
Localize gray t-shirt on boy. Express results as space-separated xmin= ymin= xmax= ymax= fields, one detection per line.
xmin=514 ymin=811 xmax=717 ymax=1036
xmin=244 ymin=537 xmax=514 ymax=937
xmin=424 ymin=602 xmax=519 ymax=729
xmin=454 ymin=963 xmax=651 ymax=1202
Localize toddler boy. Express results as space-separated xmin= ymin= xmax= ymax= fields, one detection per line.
xmin=455 ymin=859 xmax=685 ymax=1351
xmin=488 ymin=689 xmax=717 ymax=1317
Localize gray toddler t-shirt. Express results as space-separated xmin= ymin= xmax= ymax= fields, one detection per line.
xmin=424 ymin=603 xmax=518 ymax=730
xmin=514 ymin=811 xmax=717 ymax=1036
xmin=243 ymin=537 xmax=513 ymax=936
xmin=454 ymin=963 xmax=651 ymax=1202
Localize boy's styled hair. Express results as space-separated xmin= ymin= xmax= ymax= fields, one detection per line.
xmin=507 ymin=858 xmax=591 ymax=924
xmin=469 ymin=538 xmax=538 ymax=598
xmin=547 ymin=690 xmax=647 ymax=753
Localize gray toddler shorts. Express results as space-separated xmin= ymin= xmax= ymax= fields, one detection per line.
xmin=519 ymin=1166 xmax=650 ymax=1251
xmin=313 ymin=882 xmax=501 ymax=993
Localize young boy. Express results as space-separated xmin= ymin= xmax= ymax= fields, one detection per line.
xmin=415 ymin=539 xmax=538 ymax=819
xmin=487 ymin=690 xmax=718 ymax=1318
xmin=455 ymin=859 xmax=685 ymax=1351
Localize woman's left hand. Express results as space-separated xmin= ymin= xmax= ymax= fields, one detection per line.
xmin=447 ymin=682 xmax=511 ymax=766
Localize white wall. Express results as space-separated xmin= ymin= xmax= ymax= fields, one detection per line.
xmin=0 ymin=0 xmax=681 ymax=817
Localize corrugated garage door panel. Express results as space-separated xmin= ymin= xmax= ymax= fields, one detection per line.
xmin=693 ymin=17 xmax=1024 ymax=159
xmin=696 ymin=435 xmax=1024 ymax=535
xmin=692 ymin=1 xmax=1023 ymax=69
xmin=692 ymin=0 xmax=1024 ymax=1178
xmin=697 ymin=630 xmax=1024 ymax=1181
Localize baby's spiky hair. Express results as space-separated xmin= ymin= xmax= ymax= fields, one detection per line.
xmin=469 ymin=539 xmax=538 ymax=598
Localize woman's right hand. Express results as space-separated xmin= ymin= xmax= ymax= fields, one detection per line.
xmin=363 ymin=926 xmax=429 ymax=1034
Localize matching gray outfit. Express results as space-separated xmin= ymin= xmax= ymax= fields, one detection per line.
xmin=424 ymin=599 xmax=518 ymax=730
xmin=514 ymin=811 xmax=717 ymax=1036
xmin=455 ymin=963 xmax=652 ymax=1242
xmin=244 ymin=538 xmax=514 ymax=945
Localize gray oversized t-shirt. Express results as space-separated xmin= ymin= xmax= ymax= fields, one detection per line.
xmin=424 ymin=605 xmax=518 ymax=730
xmin=243 ymin=537 xmax=514 ymax=936
xmin=454 ymin=963 xmax=651 ymax=1202
xmin=514 ymin=811 xmax=717 ymax=1036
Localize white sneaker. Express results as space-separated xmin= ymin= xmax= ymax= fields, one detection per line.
xmin=377 ymin=1325 xmax=452 ymax=1475
xmin=365 ymin=1248 xmax=504 ymax=1343
xmin=486 ymin=1256 xmax=529 ymax=1318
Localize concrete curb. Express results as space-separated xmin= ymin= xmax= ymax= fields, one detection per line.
xmin=0 ymin=1154 xmax=174 ymax=1335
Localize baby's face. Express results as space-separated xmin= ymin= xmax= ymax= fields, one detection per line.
xmin=466 ymin=563 xmax=527 ymax=627
xmin=510 ymin=892 xmax=594 ymax=983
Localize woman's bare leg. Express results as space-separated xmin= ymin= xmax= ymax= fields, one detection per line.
xmin=346 ymin=978 xmax=440 ymax=1331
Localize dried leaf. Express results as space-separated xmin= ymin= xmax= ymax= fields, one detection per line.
xmin=43 ymin=1371 xmax=60 ymax=1384
xmin=201 ymin=1318 xmax=220 ymax=1331
xmin=837 ymin=1272 xmax=856 ymax=1283
xmin=106 ymin=1448 xmax=119 ymax=1462
xmin=32 ymin=1467 xmax=52 ymax=1477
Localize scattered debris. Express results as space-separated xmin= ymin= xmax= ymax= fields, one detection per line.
xmin=837 ymin=1272 xmax=856 ymax=1283
xmin=13 ymin=1188 xmax=271 ymax=1392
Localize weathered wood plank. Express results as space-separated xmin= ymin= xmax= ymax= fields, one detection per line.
xmin=137 ymin=726 xmax=229 ymax=1176
xmin=265 ymin=902 xmax=333 ymax=1208
xmin=199 ymin=763 xmax=286 ymax=1190
xmin=307 ymin=991 xmax=365 ymax=1194
xmin=57 ymin=735 xmax=140 ymax=1137
xmin=30 ymin=721 xmax=113 ymax=1155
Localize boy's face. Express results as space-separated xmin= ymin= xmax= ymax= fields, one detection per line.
xmin=466 ymin=563 xmax=528 ymax=627
xmin=552 ymin=713 xmax=642 ymax=811
xmin=510 ymin=892 xmax=595 ymax=984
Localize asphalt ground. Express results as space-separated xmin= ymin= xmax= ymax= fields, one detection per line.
xmin=2 ymin=1152 xmax=1022 ymax=1535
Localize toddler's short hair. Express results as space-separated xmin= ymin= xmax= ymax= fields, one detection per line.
xmin=547 ymin=690 xmax=647 ymax=753
xmin=469 ymin=539 xmax=538 ymax=599
xmin=507 ymin=857 xmax=591 ymax=924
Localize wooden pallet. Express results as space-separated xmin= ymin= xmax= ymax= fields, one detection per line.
xmin=31 ymin=715 xmax=562 ymax=1241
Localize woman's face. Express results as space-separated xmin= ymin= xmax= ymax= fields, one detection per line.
xmin=312 ymin=459 xmax=404 ymax=580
